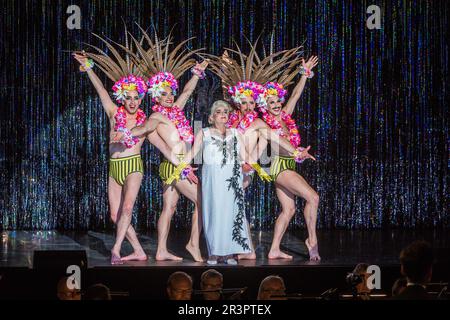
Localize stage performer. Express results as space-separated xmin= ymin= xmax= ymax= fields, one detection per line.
xmin=202 ymin=40 xmax=309 ymax=260
xmin=73 ymin=32 xmax=180 ymax=264
xmin=164 ymin=100 xmax=257 ymax=265
xmin=124 ymin=29 xmax=208 ymax=262
xmin=257 ymin=55 xmax=320 ymax=260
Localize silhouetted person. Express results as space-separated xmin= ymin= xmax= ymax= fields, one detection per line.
xmin=350 ymin=263 xmax=372 ymax=300
xmin=57 ymin=277 xmax=81 ymax=301
xmin=167 ymin=271 xmax=193 ymax=300
xmin=84 ymin=283 xmax=111 ymax=300
xmin=395 ymin=240 xmax=434 ymax=300
xmin=392 ymin=277 xmax=408 ymax=298
xmin=200 ymin=269 xmax=223 ymax=300
xmin=257 ymin=275 xmax=286 ymax=300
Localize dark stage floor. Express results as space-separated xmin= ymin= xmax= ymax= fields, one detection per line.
xmin=1 ymin=229 xmax=449 ymax=299
xmin=2 ymin=229 xmax=450 ymax=268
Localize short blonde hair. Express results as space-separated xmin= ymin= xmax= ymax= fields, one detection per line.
xmin=208 ymin=100 xmax=231 ymax=124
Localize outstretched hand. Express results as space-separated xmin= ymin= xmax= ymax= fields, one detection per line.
xmin=73 ymin=51 xmax=88 ymax=66
xmin=186 ymin=166 xmax=199 ymax=184
xmin=302 ymin=56 xmax=319 ymax=70
xmin=195 ymin=60 xmax=209 ymax=72
xmin=299 ymin=145 xmax=316 ymax=161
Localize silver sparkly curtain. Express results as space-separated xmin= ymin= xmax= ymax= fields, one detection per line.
xmin=0 ymin=0 xmax=448 ymax=230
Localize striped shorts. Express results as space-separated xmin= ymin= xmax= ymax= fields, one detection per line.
xmin=270 ymin=155 xmax=296 ymax=181
xmin=159 ymin=154 xmax=185 ymax=185
xmin=109 ymin=154 xmax=144 ymax=186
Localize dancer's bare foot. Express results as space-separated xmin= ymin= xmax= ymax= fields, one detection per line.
xmin=155 ymin=250 xmax=183 ymax=261
xmin=186 ymin=242 xmax=204 ymax=262
xmin=111 ymin=250 xmax=123 ymax=265
xmin=268 ymin=249 xmax=293 ymax=260
xmin=237 ymin=252 xmax=256 ymax=260
xmin=305 ymin=238 xmax=321 ymax=261
xmin=121 ymin=251 xmax=148 ymax=262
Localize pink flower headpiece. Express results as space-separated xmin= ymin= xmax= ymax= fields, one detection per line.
xmin=147 ymin=72 xmax=179 ymax=100
xmin=258 ymin=82 xmax=287 ymax=108
xmin=112 ymin=75 xmax=148 ymax=102
xmin=227 ymin=81 xmax=264 ymax=105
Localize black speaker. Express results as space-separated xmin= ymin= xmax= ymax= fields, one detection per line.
xmin=33 ymin=250 xmax=87 ymax=269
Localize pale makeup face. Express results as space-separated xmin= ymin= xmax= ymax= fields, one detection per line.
xmin=210 ymin=106 xmax=230 ymax=125
xmin=238 ymin=96 xmax=256 ymax=114
xmin=266 ymin=95 xmax=283 ymax=116
xmin=122 ymin=90 xmax=142 ymax=114
xmin=155 ymin=86 xmax=175 ymax=107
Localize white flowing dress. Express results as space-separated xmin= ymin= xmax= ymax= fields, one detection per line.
xmin=201 ymin=127 xmax=252 ymax=256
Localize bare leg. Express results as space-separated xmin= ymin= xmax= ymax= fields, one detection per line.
xmin=237 ymin=219 xmax=256 ymax=260
xmin=268 ymin=185 xmax=295 ymax=259
xmin=175 ymin=179 xmax=204 ymax=262
xmin=155 ymin=185 xmax=183 ymax=261
xmin=108 ymin=177 xmax=147 ymax=262
xmin=270 ymin=170 xmax=320 ymax=260
xmin=110 ymin=173 xmax=144 ymax=263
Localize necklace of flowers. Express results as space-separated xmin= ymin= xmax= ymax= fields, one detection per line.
xmin=259 ymin=107 xmax=301 ymax=148
xmin=114 ymin=106 xmax=146 ymax=148
xmin=226 ymin=110 xmax=258 ymax=133
xmin=152 ymin=104 xmax=194 ymax=144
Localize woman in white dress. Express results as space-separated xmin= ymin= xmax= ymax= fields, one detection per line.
xmin=170 ymin=100 xmax=254 ymax=264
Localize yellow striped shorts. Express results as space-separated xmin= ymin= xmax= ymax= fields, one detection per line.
xmin=109 ymin=154 xmax=144 ymax=186
xmin=270 ymin=155 xmax=296 ymax=181
xmin=159 ymin=154 xmax=185 ymax=184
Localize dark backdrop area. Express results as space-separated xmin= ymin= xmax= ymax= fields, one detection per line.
xmin=0 ymin=0 xmax=448 ymax=230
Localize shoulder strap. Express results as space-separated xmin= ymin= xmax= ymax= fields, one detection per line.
xmin=202 ymin=127 xmax=210 ymax=138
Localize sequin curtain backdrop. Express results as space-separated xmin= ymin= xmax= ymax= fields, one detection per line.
xmin=0 ymin=0 xmax=448 ymax=230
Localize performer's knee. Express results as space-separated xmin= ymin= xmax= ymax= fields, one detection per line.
xmin=121 ymin=203 xmax=134 ymax=217
xmin=162 ymin=203 xmax=177 ymax=215
xmin=283 ymin=206 xmax=296 ymax=218
xmin=308 ymin=192 xmax=320 ymax=206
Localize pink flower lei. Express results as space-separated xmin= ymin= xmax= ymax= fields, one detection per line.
xmin=226 ymin=110 xmax=259 ymax=133
xmin=259 ymin=107 xmax=301 ymax=148
xmin=152 ymin=104 xmax=194 ymax=143
xmin=114 ymin=106 xmax=147 ymax=148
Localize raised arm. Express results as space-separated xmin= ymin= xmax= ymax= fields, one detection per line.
xmin=73 ymin=52 xmax=116 ymax=117
xmin=173 ymin=60 xmax=209 ymax=110
xmin=282 ymin=56 xmax=318 ymax=115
